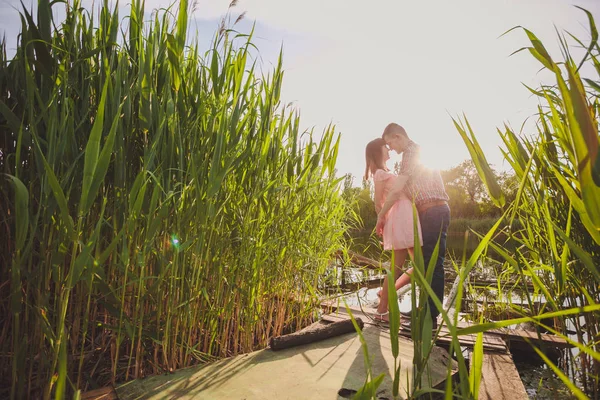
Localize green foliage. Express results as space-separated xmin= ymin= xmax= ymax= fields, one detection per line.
xmin=0 ymin=1 xmax=347 ymax=398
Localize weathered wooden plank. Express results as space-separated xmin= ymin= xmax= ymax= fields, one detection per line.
xmin=494 ymin=328 xmax=571 ymax=349
xmin=467 ymin=280 xmax=535 ymax=290
xmin=475 ymin=352 xmax=528 ymax=400
xmin=454 ymin=319 xmax=572 ymax=349
xmin=398 ymin=328 xmax=507 ymax=353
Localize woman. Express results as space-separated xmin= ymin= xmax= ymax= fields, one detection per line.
xmin=364 ymin=138 xmax=423 ymax=320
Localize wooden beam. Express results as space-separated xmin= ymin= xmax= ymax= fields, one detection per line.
xmin=269 ymin=318 xmax=364 ymax=351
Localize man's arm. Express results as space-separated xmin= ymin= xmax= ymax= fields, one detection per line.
xmin=375 ymin=174 xmax=408 ymax=235
xmin=374 ymin=179 xmax=385 ymax=214
xmin=379 ymin=174 xmax=409 ymax=217
xmin=375 ymin=143 xmax=419 ymax=236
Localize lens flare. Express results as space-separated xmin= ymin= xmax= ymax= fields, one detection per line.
xmin=171 ymin=235 xmax=180 ymax=249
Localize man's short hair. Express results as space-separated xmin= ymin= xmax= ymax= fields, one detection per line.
xmin=382 ymin=123 xmax=408 ymax=139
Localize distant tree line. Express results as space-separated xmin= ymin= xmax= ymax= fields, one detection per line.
xmin=439 ymin=160 xmax=518 ymax=219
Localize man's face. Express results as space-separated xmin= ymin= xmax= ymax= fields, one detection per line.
xmin=384 ymin=133 xmax=404 ymax=154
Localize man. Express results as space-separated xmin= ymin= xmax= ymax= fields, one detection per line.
xmin=376 ymin=123 xmax=450 ymax=330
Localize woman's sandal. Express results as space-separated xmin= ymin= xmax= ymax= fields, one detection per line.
xmin=369 ymin=310 xmax=390 ymax=325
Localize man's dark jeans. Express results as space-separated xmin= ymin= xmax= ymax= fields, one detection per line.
xmin=418 ymin=203 xmax=450 ymax=321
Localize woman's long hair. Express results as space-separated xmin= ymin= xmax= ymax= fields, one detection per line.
xmin=364 ymin=138 xmax=388 ymax=181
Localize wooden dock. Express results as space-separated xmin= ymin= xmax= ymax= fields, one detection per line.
xmin=114 ymin=321 xmax=456 ymax=399
xmin=91 ymin=300 xmax=564 ymax=400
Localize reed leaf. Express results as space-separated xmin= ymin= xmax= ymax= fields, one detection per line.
xmin=452 ymin=116 xmax=505 ymax=208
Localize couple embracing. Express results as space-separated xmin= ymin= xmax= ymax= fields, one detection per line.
xmin=364 ymin=123 xmax=450 ymax=331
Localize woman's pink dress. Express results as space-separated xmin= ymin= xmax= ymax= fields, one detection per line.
xmin=374 ymin=169 xmax=423 ymax=251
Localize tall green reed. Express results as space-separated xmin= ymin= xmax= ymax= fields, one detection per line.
xmin=452 ymin=6 xmax=600 ymax=397
xmin=0 ymin=1 xmax=347 ymax=398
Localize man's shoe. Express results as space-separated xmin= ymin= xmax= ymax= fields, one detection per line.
xmin=400 ymin=317 xmax=438 ymax=332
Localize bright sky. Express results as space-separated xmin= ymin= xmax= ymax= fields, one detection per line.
xmin=2 ymin=0 xmax=600 ymax=182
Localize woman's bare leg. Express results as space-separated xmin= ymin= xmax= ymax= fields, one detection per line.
xmin=376 ymin=249 xmax=408 ymax=314
xmin=393 ymin=248 xmax=415 ymax=291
